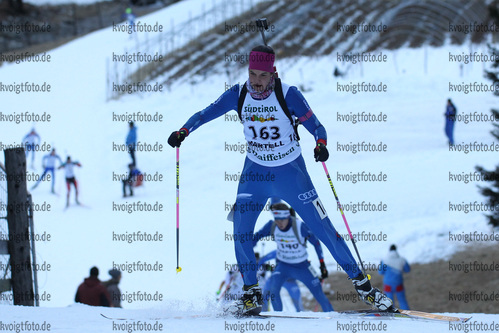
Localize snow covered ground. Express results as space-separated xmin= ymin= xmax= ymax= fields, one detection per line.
xmin=1 ymin=0 xmax=499 ymax=330
xmin=1 ymin=303 xmax=497 ymax=333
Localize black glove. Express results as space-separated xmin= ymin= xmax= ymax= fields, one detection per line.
xmin=320 ymin=260 xmax=328 ymax=280
xmin=168 ymin=129 xmax=188 ymax=147
xmin=314 ymin=143 xmax=329 ymax=162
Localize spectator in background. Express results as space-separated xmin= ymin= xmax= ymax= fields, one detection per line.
xmin=378 ymin=245 xmax=411 ymax=310
xmin=333 ymin=66 xmax=344 ymax=78
xmin=445 ymin=99 xmax=457 ymax=146
xmin=122 ymin=7 xmax=136 ymax=35
xmin=122 ymin=163 xmax=143 ymax=197
xmin=103 ymin=269 xmax=122 ymax=308
xmin=126 ymin=121 xmax=137 ymax=166
xmin=75 ymin=267 xmax=111 ymax=307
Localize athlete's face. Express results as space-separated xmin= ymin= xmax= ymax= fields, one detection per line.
xmin=275 ymin=218 xmax=289 ymax=230
xmin=249 ymin=69 xmax=272 ymax=92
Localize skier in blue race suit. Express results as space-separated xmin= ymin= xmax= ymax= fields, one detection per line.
xmin=23 ymin=128 xmax=41 ymax=167
xmin=31 ymin=148 xmax=63 ymax=193
xmin=258 ymin=250 xmax=304 ymax=312
xmin=378 ymin=244 xmax=411 ymax=310
xmin=168 ymin=44 xmax=393 ymax=316
xmin=254 ymin=202 xmax=332 ymax=312
xmin=445 ymin=99 xmax=457 ymax=145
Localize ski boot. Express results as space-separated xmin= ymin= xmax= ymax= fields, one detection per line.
xmin=352 ymin=274 xmax=394 ymax=311
xmin=224 ymin=284 xmax=263 ymax=317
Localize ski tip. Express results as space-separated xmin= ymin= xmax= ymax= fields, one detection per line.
xmin=176 ymin=266 xmax=182 ymax=273
xmin=100 ymin=313 xmax=112 ymax=319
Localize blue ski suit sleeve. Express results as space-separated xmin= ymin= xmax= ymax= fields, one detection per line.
xmin=257 ymin=250 xmax=276 ymax=272
xmin=182 ymin=85 xmax=239 ymax=134
xmin=252 ymin=220 xmax=273 ymax=248
xmin=259 ymin=250 xmax=277 ymax=265
xmin=403 ymin=261 xmax=410 ymax=273
xmin=300 ymin=222 xmax=324 ymax=261
xmin=379 ymin=261 xmax=386 ymax=275
xmin=285 ymin=87 xmax=327 ymax=143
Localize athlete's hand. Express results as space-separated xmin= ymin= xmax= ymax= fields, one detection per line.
xmin=320 ymin=260 xmax=328 ymax=280
xmin=168 ymin=129 xmax=188 ymax=147
xmin=314 ymin=142 xmax=329 ymax=162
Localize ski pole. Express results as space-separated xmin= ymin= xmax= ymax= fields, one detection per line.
xmin=176 ymin=147 xmax=182 ymax=273
xmin=321 ymin=162 xmax=367 ymax=278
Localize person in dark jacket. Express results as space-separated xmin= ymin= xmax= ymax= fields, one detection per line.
xmin=103 ymin=269 xmax=122 ymax=308
xmin=75 ymin=267 xmax=111 ymax=307
xmin=122 ymin=163 xmax=142 ymax=197
xmin=126 ymin=121 xmax=137 ymax=166
xmin=445 ymin=99 xmax=457 ymax=145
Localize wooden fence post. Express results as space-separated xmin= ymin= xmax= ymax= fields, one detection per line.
xmin=5 ymin=148 xmax=34 ymax=306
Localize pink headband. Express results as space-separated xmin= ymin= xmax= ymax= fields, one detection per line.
xmin=249 ymin=51 xmax=275 ymax=72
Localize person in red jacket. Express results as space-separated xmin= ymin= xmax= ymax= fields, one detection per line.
xmin=75 ymin=267 xmax=111 ymax=307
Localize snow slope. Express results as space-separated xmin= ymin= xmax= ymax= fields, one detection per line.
xmin=0 ymin=303 xmax=494 ymax=333
xmin=1 ymin=0 xmax=499 ymax=330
